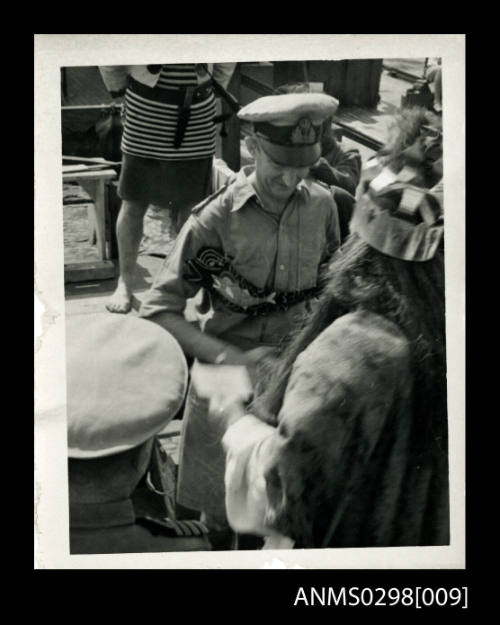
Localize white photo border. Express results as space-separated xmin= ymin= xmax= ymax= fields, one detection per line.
xmin=34 ymin=33 xmax=465 ymax=569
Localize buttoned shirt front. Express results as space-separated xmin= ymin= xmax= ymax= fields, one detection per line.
xmin=139 ymin=166 xmax=340 ymax=349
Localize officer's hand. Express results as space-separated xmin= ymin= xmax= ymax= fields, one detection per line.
xmin=217 ymin=346 xmax=277 ymax=389
xmin=243 ymin=346 xmax=276 ymax=363
xmin=209 ymin=395 xmax=248 ymax=432
xmin=241 ymin=346 xmax=278 ymax=389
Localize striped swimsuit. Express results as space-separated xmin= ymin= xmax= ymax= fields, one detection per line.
xmin=121 ymin=64 xmax=217 ymax=161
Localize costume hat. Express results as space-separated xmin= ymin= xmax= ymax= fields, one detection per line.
xmin=351 ymin=120 xmax=444 ymax=262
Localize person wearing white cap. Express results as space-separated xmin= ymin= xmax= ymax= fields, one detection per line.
xmin=138 ymin=93 xmax=342 ymax=541
xmin=66 ymin=313 xmax=210 ymax=554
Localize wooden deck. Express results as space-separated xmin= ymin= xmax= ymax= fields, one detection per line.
xmin=334 ymin=69 xmax=411 ymax=151
xmin=65 ymin=253 xmax=162 ymax=317
xmin=237 ymin=62 xmax=411 ymax=156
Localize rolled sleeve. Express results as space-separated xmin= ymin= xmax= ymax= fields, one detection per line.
xmin=139 ymin=210 xmax=223 ymax=319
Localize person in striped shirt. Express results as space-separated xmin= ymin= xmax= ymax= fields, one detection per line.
xmin=99 ymin=63 xmax=236 ymax=314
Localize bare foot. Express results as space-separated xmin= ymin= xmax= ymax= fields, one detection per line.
xmin=106 ymin=280 xmax=133 ymax=314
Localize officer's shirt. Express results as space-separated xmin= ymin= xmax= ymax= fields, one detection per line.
xmin=139 ymin=166 xmax=340 ymax=349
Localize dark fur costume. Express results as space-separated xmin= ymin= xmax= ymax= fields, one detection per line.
xmin=251 ymin=109 xmax=449 ymax=548
xmin=259 ymin=306 xmax=448 ymax=548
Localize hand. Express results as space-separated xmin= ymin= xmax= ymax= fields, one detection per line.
xmin=311 ymin=156 xmax=328 ymax=168
xmin=216 ymin=345 xmax=277 ymax=389
xmin=241 ymin=346 xmax=278 ymax=388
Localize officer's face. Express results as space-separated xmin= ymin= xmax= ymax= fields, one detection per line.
xmin=254 ymin=141 xmax=310 ymax=201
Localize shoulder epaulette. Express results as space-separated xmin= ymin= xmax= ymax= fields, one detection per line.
xmin=191 ymin=181 xmax=232 ymax=215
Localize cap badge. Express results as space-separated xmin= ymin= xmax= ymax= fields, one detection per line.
xmin=291 ymin=117 xmax=316 ymax=145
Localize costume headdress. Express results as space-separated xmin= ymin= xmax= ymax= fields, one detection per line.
xmin=351 ymin=112 xmax=444 ymax=262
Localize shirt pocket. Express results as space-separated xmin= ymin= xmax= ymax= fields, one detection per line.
xmin=298 ymin=227 xmax=326 ymax=289
xmin=224 ymin=214 xmax=277 ymax=291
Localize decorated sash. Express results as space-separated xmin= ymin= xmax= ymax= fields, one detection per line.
xmin=184 ymin=248 xmax=320 ymax=316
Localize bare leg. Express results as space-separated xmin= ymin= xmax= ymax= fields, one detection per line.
xmin=175 ymin=203 xmax=194 ymax=234
xmin=106 ymin=199 xmax=149 ymax=314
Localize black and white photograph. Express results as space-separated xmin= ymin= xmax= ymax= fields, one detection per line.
xmin=34 ymin=34 xmax=465 ymax=570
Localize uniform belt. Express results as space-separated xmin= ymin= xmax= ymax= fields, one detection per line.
xmin=127 ymin=76 xmax=213 ymax=105
xmin=185 ymin=247 xmax=321 ymax=316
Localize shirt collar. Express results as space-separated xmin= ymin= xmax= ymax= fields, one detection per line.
xmin=231 ymin=166 xmax=258 ymax=212
xmin=231 ymin=165 xmax=312 ymax=213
